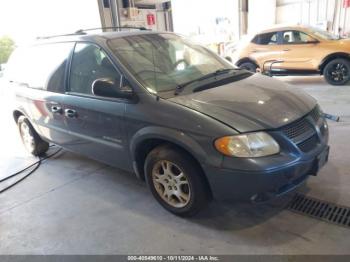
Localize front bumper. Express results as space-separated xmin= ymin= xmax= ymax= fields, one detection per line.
xmin=203 ymin=144 xmax=329 ymax=202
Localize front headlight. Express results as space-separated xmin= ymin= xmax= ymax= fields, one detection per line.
xmin=214 ymin=132 xmax=280 ymax=157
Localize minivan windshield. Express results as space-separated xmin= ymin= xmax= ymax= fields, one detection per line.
xmin=108 ymin=33 xmax=247 ymax=96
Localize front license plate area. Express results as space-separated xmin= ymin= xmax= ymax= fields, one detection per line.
xmin=309 ymin=146 xmax=329 ymax=176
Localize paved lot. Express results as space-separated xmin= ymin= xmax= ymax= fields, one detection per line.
xmin=0 ymin=76 xmax=349 ymax=254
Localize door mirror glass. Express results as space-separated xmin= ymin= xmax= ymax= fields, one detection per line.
xmin=306 ymin=39 xmax=319 ymax=44
xmin=92 ymin=78 xmax=133 ymax=99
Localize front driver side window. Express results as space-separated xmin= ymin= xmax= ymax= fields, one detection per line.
xmin=282 ymin=31 xmax=316 ymax=44
xmin=69 ymin=43 xmax=121 ymax=94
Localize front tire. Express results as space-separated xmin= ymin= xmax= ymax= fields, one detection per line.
xmin=145 ymin=145 xmax=209 ymax=217
xmin=324 ymin=58 xmax=350 ymax=85
xmin=17 ymin=116 xmax=49 ymax=156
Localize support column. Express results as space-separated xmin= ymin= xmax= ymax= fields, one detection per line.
xmin=97 ymin=0 xmax=120 ymax=30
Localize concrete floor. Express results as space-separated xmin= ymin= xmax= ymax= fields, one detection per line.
xmin=0 ymin=76 xmax=349 ymax=255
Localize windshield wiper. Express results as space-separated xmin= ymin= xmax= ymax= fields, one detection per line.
xmin=174 ymin=68 xmax=240 ymax=95
xmin=192 ymin=71 xmax=252 ymax=93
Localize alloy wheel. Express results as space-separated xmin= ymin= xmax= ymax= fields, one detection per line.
xmin=328 ymin=63 xmax=349 ymax=83
xmin=151 ymin=160 xmax=191 ymax=208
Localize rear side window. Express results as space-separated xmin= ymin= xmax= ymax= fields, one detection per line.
xmin=251 ymin=32 xmax=278 ymax=45
xmin=69 ymin=43 xmax=121 ymax=95
xmin=6 ymin=43 xmax=73 ymax=92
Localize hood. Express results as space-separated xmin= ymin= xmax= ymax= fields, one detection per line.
xmin=169 ymin=74 xmax=316 ymax=133
xmin=333 ymin=38 xmax=350 ymax=48
xmin=338 ymin=38 xmax=350 ymax=42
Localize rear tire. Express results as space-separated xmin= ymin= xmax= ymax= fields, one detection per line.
xmin=324 ymin=58 xmax=350 ymax=85
xmin=17 ymin=116 xmax=49 ymax=156
xmin=144 ymin=145 xmax=209 ymax=217
xmin=239 ymin=61 xmax=258 ymax=72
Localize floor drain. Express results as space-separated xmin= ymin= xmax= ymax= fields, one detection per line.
xmin=288 ymin=193 xmax=350 ymax=228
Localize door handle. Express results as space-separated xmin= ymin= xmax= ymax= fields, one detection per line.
xmin=51 ymin=105 xmax=62 ymax=114
xmin=64 ymin=109 xmax=77 ymax=118
xmin=283 ymin=49 xmax=290 ymax=51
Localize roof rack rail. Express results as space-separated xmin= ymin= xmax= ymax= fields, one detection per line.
xmin=75 ymin=26 xmax=149 ymax=34
xmin=36 ymin=26 xmax=148 ymax=40
xmin=36 ymin=31 xmax=86 ymax=40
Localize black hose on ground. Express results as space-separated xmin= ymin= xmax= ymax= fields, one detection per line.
xmin=0 ymin=146 xmax=62 ymax=194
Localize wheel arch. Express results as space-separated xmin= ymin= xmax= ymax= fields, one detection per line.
xmin=13 ymin=109 xmax=26 ymax=123
xmin=235 ymin=57 xmax=259 ymax=68
xmin=319 ymin=52 xmax=350 ymax=74
xmin=13 ymin=109 xmax=44 ymax=139
xmin=130 ymin=127 xmax=213 ymax=197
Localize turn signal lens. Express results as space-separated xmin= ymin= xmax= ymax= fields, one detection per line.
xmin=214 ymin=132 xmax=280 ymax=157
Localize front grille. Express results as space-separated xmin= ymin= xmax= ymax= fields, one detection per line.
xmin=309 ymin=105 xmax=321 ymax=122
xmin=289 ymin=194 xmax=350 ymax=228
xmin=280 ymin=105 xmax=325 ymax=153
xmin=298 ymin=134 xmax=319 ymax=152
xmin=281 ymin=117 xmax=314 ymax=141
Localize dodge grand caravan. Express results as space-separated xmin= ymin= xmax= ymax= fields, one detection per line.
xmin=6 ymin=29 xmax=329 ymax=216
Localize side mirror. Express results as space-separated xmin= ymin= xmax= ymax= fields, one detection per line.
xmin=306 ymin=36 xmax=319 ymax=44
xmin=92 ymin=78 xmax=133 ymax=99
xmin=308 ymin=40 xmax=319 ymax=44
xmin=225 ymin=56 xmax=232 ymax=63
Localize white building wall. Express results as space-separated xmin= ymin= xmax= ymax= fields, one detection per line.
xmin=276 ymin=2 xmax=303 ymax=24
xmin=248 ymin=0 xmax=277 ymax=34
xmin=334 ymin=0 xmax=350 ymax=36
xmin=172 ymin=0 xmax=240 ymax=43
xmin=276 ymin=0 xmax=350 ymax=36
xmin=0 ymin=0 xmax=101 ymax=45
